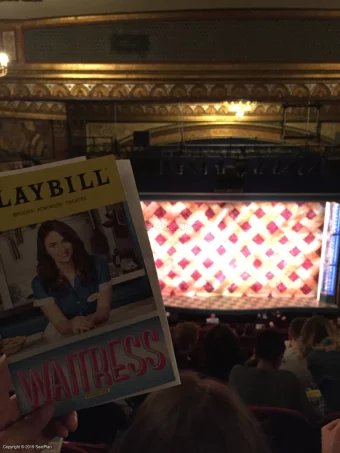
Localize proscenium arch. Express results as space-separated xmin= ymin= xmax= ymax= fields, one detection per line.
xmin=119 ymin=123 xmax=332 ymax=146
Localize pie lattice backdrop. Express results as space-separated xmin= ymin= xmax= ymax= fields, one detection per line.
xmin=141 ymin=201 xmax=325 ymax=298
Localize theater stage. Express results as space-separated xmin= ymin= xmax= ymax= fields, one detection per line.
xmin=163 ymin=295 xmax=339 ymax=315
xmin=143 ymin=200 xmax=340 ymax=316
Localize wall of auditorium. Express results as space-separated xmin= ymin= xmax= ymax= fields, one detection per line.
xmin=0 ymin=118 xmax=67 ymax=169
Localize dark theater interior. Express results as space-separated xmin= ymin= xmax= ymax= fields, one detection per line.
xmin=1 ymin=2 xmax=340 ymax=452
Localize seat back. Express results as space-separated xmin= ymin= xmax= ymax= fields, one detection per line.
xmin=62 ymin=442 xmax=110 ymax=453
xmin=250 ymin=406 xmax=321 ymax=453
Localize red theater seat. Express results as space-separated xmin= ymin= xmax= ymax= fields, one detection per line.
xmin=250 ymin=406 xmax=321 ymax=453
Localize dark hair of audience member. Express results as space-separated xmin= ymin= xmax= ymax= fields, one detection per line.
xmin=173 ymin=322 xmax=199 ymax=356
xmin=288 ymin=317 xmax=307 ymax=341
xmin=235 ymin=326 xmax=245 ymax=336
xmin=113 ymin=373 xmax=271 ymax=453
xmin=173 ymin=322 xmax=199 ymax=370
xmin=244 ymin=323 xmax=256 ymax=337
xmin=202 ymin=324 xmax=244 ymax=381
xmin=299 ymin=315 xmax=339 ymax=357
xmin=255 ymin=329 xmax=285 ymax=368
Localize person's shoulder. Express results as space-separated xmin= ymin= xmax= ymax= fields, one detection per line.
xmin=278 ymin=369 xmax=301 ymax=385
xmin=31 ymin=274 xmax=49 ymax=295
xmin=31 ymin=274 xmax=43 ymax=288
xmin=230 ymin=365 xmax=247 ymax=378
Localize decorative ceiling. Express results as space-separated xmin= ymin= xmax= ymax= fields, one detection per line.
xmin=0 ymin=1 xmax=340 ymax=20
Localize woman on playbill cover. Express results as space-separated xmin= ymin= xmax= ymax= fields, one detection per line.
xmin=32 ymin=219 xmax=112 ymax=338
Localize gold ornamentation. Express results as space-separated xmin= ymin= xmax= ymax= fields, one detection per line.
xmin=131 ymin=105 xmax=145 ymax=115
xmin=28 ymin=102 xmax=39 ymax=112
xmin=169 ymin=85 xmax=187 ymax=98
xmin=291 ymin=84 xmax=310 ymax=97
xmin=32 ymin=84 xmax=51 ymax=97
xmin=190 ymin=84 xmax=209 ymax=98
xmin=110 ymin=85 xmax=129 ymax=97
xmin=230 ymin=85 xmax=249 ymax=98
xmin=12 ymin=84 xmax=30 ymax=97
xmin=271 ymin=84 xmax=290 ymax=98
xmin=130 ymin=84 xmax=149 ymax=98
xmin=0 ymin=85 xmax=10 ymax=96
xmin=51 ymin=84 xmax=70 ymax=97
xmin=145 ymin=105 xmax=157 ymax=115
xmin=0 ymin=81 xmax=339 ymax=102
xmin=90 ymin=84 xmax=110 ymax=98
xmin=251 ymin=84 xmax=269 ymax=97
xmin=312 ymin=84 xmax=331 ymax=97
xmin=210 ymin=85 xmax=228 ymax=97
xmin=150 ymin=85 xmax=168 ymax=98
xmin=193 ymin=105 xmax=205 ymax=115
xmin=206 ymin=106 xmax=218 ymax=115
xmin=182 ymin=105 xmax=194 ymax=115
xmin=266 ymin=105 xmax=281 ymax=115
xmin=70 ymin=84 xmax=89 ymax=97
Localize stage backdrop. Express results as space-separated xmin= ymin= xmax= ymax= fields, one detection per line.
xmin=141 ymin=201 xmax=325 ymax=299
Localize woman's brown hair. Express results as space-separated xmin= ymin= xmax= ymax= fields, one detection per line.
xmin=37 ymin=220 xmax=93 ymax=295
xmin=113 ymin=372 xmax=270 ymax=453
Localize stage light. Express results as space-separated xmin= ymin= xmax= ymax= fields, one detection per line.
xmin=0 ymin=52 xmax=9 ymax=77
xmin=225 ymin=101 xmax=257 ymax=119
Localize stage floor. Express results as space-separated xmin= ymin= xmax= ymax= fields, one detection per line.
xmin=163 ymin=295 xmax=339 ymax=314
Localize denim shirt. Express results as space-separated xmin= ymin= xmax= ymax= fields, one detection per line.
xmin=32 ymin=255 xmax=111 ymax=319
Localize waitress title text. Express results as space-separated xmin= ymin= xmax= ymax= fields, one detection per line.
xmin=15 ymin=329 xmax=166 ymax=411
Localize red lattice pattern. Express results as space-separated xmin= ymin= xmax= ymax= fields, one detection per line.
xmin=141 ymin=201 xmax=325 ymax=298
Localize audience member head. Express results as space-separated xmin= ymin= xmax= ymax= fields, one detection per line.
xmin=113 ymin=372 xmax=270 ymax=453
xmin=244 ymin=323 xmax=256 ymax=337
xmin=288 ymin=317 xmax=307 ymax=344
xmin=173 ymin=322 xmax=199 ymax=356
xmin=255 ymin=329 xmax=285 ymax=369
xmin=299 ymin=315 xmax=339 ymax=357
xmin=235 ymin=325 xmax=245 ymax=336
xmin=203 ymin=324 xmax=243 ymax=381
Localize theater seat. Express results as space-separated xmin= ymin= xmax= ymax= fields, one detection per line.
xmin=250 ymin=406 xmax=321 ymax=453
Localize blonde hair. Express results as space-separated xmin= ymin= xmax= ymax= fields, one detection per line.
xmin=299 ymin=316 xmax=340 ymax=357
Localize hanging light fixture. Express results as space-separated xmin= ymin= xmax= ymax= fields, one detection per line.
xmin=225 ymin=101 xmax=257 ymax=118
xmin=0 ymin=53 xmax=9 ymax=77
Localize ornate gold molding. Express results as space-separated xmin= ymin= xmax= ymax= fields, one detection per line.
xmin=2 ymin=99 xmax=340 ymax=123
xmin=0 ymin=100 xmax=65 ymax=119
xmin=7 ymin=63 xmax=340 ymax=81
xmin=1 ymin=81 xmax=340 ymax=106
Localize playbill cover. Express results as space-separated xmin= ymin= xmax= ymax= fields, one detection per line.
xmin=0 ymin=155 xmax=179 ymax=416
